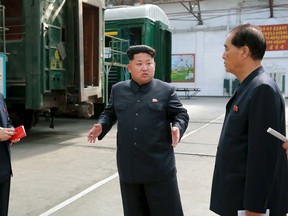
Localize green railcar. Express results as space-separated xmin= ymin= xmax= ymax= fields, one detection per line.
xmin=104 ymin=4 xmax=172 ymax=90
xmin=0 ymin=0 xmax=105 ymax=130
xmin=0 ymin=2 xmax=172 ymax=130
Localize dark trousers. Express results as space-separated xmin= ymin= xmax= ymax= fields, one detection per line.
xmin=120 ymin=176 xmax=184 ymax=216
xmin=0 ymin=177 xmax=10 ymax=216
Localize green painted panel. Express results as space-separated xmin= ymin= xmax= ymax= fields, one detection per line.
xmin=105 ymin=17 xmax=171 ymax=82
xmin=49 ymin=71 xmax=65 ymax=90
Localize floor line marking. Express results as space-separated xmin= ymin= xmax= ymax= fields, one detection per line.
xmin=182 ymin=114 xmax=225 ymax=140
xmin=39 ymin=172 xmax=119 ymax=216
xmin=39 ymin=114 xmax=224 ymax=215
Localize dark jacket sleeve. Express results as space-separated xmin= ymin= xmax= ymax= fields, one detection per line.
xmin=0 ymin=93 xmax=13 ymax=129
xmin=167 ymin=87 xmax=189 ymax=139
xmin=97 ymin=86 xmax=117 ymax=140
xmin=244 ymin=84 xmax=286 ymax=212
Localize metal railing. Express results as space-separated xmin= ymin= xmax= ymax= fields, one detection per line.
xmin=0 ymin=5 xmax=7 ymax=54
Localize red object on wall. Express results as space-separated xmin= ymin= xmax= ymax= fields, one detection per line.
xmin=259 ymin=24 xmax=288 ymax=51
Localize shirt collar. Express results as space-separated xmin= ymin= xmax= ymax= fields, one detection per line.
xmin=236 ymin=66 xmax=264 ymax=95
xmin=130 ymin=79 xmax=154 ymax=94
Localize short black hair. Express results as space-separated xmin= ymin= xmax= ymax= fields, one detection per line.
xmin=126 ymin=45 xmax=156 ymax=60
xmin=230 ymin=23 xmax=266 ymax=60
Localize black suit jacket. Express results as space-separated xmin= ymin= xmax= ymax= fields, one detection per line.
xmin=210 ymin=67 xmax=288 ymax=215
xmin=97 ymin=79 xmax=189 ymax=183
xmin=0 ymin=93 xmax=14 ymax=182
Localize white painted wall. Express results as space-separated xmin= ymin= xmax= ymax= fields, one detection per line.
xmin=158 ymin=0 xmax=288 ymax=97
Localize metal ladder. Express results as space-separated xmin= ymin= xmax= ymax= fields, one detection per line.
xmin=104 ymin=35 xmax=130 ymax=105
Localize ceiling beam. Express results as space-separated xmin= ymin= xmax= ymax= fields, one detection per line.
xmin=105 ymin=0 xmax=204 ymax=24
xmin=149 ymin=0 xmax=203 ymax=3
xmin=180 ymin=1 xmax=203 ymax=25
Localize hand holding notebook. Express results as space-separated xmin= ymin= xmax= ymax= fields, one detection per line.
xmin=10 ymin=125 xmax=27 ymax=142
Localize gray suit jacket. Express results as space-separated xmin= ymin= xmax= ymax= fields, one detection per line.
xmin=97 ymin=79 xmax=189 ymax=183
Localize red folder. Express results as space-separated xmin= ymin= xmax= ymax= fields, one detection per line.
xmin=10 ymin=125 xmax=27 ymax=142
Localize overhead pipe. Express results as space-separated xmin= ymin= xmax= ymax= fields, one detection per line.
xmin=269 ymin=0 xmax=274 ymax=18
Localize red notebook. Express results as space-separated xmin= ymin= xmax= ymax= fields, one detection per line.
xmin=10 ymin=125 xmax=27 ymax=142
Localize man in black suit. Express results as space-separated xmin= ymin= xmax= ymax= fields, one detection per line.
xmin=210 ymin=24 xmax=288 ymax=216
xmin=0 ymin=93 xmax=18 ymax=216
xmin=87 ymin=45 xmax=189 ymax=216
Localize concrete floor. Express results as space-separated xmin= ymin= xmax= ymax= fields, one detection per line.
xmin=8 ymin=97 xmax=288 ymax=216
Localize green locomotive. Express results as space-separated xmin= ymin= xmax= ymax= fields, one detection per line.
xmin=0 ymin=1 xmax=172 ymax=130
xmin=104 ymin=4 xmax=172 ymax=86
xmin=0 ymin=0 xmax=105 ymax=130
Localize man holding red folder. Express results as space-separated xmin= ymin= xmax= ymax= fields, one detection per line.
xmin=0 ymin=93 xmax=20 ymax=216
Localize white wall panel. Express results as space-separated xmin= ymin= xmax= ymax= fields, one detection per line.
xmin=158 ymin=0 xmax=288 ymax=97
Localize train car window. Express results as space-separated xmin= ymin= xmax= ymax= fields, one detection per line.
xmin=61 ymin=27 xmax=66 ymax=43
xmin=2 ymin=0 xmax=24 ymax=41
xmin=128 ymin=28 xmax=142 ymax=45
xmin=105 ymin=36 xmax=111 ymax=47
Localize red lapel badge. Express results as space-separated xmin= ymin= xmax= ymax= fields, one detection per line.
xmin=233 ymin=105 xmax=239 ymax=112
